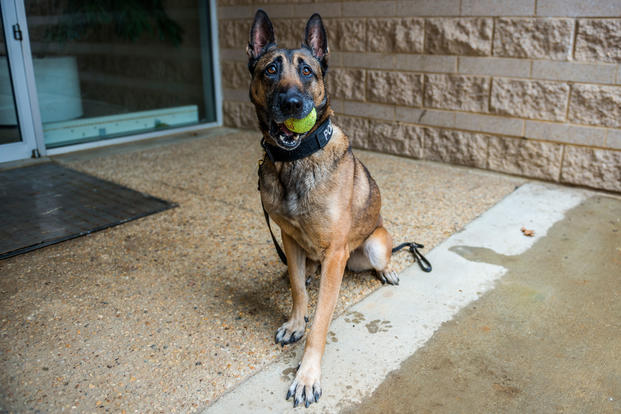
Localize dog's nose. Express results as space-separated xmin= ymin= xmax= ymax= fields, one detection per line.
xmin=285 ymin=96 xmax=303 ymax=113
xmin=278 ymin=91 xmax=305 ymax=116
xmin=282 ymin=96 xmax=302 ymax=114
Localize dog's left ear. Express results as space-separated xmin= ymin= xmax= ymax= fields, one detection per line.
xmin=303 ymin=13 xmax=328 ymax=75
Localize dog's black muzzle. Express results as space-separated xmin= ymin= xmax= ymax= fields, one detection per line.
xmin=273 ymin=89 xmax=314 ymax=122
xmin=268 ymin=88 xmax=315 ymax=150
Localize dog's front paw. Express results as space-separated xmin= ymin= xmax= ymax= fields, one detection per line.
xmin=275 ymin=317 xmax=307 ymax=347
xmin=377 ymin=269 xmax=399 ymax=285
xmin=286 ymin=360 xmax=321 ymax=408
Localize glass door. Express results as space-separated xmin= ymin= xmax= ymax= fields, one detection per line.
xmin=26 ymin=0 xmax=218 ymax=149
xmin=0 ymin=0 xmax=42 ymax=163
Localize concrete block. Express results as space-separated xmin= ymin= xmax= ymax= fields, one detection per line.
xmin=222 ymin=101 xmax=257 ymax=129
xmin=217 ymin=5 xmax=252 ymax=19
xmin=424 ymin=74 xmax=490 ymax=112
xmin=275 ymin=18 xmax=310 ymax=50
xmin=606 ymin=129 xmax=621 ymax=150
xmin=456 ymin=112 xmax=524 ymax=136
xmin=458 ymin=56 xmax=531 ymax=78
xmin=222 ymin=88 xmax=248 ymax=102
xmin=393 ymin=54 xmax=457 ymax=73
xmin=488 ymin=136 xmax=563 ymax=180
xmin=536 ymin=0 xmax=621 ymax=17
xmin=343 ymin=1 xmax=396 ymax=17
xmin=218 ymin=19 xmax=250 ymax=50
xmin=339 ymin=52 xmax=395 ymax=69
xmin=524 ymin=121 xmax=607 ymax=146
xmin=461 ymin=0 xmax=535 ymax=16
xmin=291 ymin=2 xmax=341 ymax=18
xmin=220 ymin=61 xmax=249 ymax=89
xmin=256 ymin=4 xmax=293 ymax=19
xmin=561 ymin=146 xmax=621 ymax=192
xmin=423 ymin=128 xmax=489 ymax=168
xmin=396 ymin=0 xmax=461 ymax=16
xmin=531 ymin=60 xmax=616 ymax=84
xmin=396 ymin=107 xmax=456 ymax=128
xmin=366 ymin=121 xmax=424 ymax=158
xmin=367 ymin=18 xmax=425 ymax=53
xmin=425 ymin=18 xmax=493 ymax=56
xmin=325 ymin=19 xmax=366 ymax=52
xmin=331 ymin=98 xmax=345 ymax=113
xmin=219 ymin=48 xmax=246 ymax=62
xmin=490 ymin=78 xmax=570 ymax=121
xmin=367 ymin=71 xmax=423 ymax=106
xmin=343 ymin=101 xmax=395 ymax=121
xmin=568 ymin=84 xmax=621 ymax=128
xmin=334 ymin=115 xmax=369 ymax=148
xmin=574 ymin=19 xmax=621 ymax=64
xmin=329 ymin=68 xmax=366 ymax=101
xmin=493 ymin=18 xmax=573 ymax=60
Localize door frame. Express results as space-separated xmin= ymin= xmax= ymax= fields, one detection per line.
xmin=0 ymin=0 xmax=45 ymax=163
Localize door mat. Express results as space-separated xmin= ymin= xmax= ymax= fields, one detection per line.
xmin=0 ymin=162 xmax=176 ymax=259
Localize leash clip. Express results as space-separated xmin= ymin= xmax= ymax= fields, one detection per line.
xmin=409 ymin=242 xmax=432 ymax=273
xmin=392 ymin=241 xmax=432 ymax=273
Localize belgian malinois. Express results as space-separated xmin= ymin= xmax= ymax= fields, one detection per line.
xmin=248 ymin=10 xmax=400 ymax=407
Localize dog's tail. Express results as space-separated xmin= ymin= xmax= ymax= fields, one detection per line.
xmin=392 ymin=242 xmax=432 ymax=273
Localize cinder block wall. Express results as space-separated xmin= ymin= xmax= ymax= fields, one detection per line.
xmin=217 ymin=0 xmax=621 ymax=193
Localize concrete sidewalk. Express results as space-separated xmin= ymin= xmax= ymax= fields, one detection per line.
xmin=0 ymin=128 xmax=522 ymax=413
xmin=205 ymin=183 xmax=621 ymax=413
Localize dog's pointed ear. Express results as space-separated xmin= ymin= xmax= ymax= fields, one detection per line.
xmin=303 ymin=13 xmax=328 ymax=74
xmin=247 ymin=9 xmax=275 ymax=72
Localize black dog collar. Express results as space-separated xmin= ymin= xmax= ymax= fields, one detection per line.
xmin=261 ymin=118 xmax=333 ymax=162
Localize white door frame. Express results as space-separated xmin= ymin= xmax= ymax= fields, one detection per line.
xmin=0 ymin=0 xmax=45 ymax=163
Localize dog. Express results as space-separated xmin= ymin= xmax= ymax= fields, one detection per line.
xmin=248 ymin=9 xmax=400 ymax=407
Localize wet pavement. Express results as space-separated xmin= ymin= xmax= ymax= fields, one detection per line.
xmin=344 ymin=195 xmax=621 ymax=414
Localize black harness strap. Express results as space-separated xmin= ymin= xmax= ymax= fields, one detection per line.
xmin=262 ymin=118 xmax=333 ymax=163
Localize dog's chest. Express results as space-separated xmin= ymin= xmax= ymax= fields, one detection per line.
xmin=260 ymin=162 xmax=330 ymax=259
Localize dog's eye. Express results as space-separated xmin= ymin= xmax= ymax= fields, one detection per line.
xmin=266 ymin=64 xmax=277 ymax=75
xmin=302 ymin=66 xmax=312 ymax=76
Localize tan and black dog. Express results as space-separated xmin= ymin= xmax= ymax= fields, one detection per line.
xmin=248 ymin=9 xmax=400 ymax=408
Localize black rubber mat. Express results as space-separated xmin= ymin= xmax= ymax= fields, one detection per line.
xmin=0 ymin=162 xmax=176 ymax=259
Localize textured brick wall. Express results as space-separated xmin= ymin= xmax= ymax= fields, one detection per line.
xmin=217 ymin=0 xmax=621 ymax=193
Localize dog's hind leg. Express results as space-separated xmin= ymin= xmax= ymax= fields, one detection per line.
xmin=346 ymin=225 xmax=399 ymax=285
xmin=275 ymin=232 xmax=309 ymax=346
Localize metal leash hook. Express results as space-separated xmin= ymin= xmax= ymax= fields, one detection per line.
xmin=392 ymin=242 xmax=432 ymax=273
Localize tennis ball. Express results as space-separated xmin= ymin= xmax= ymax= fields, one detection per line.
xmin=284 ymin=108 xmax=317 ymax=134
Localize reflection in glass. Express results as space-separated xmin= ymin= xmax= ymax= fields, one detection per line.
xmin=26 ymin=0 xmax=216 ymax=148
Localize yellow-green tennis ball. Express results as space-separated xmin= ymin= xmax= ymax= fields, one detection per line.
xmin=284 ymin=108 xmax=317 ymax=134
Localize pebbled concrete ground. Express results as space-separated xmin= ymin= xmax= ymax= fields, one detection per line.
xmin=0 ymin=128 xmax=522 ymax=413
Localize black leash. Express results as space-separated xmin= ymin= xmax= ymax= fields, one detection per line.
xmin=260 ymin=195 xmax=288 ymax=265
xmin=258 ymin=161 xmax=288 ymax=265
xmin=392 ymin=242 xmax=432 ymax=273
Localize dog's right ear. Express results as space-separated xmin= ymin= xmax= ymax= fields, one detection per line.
xmin=247 ymin=9 xmax=275 ymax=73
